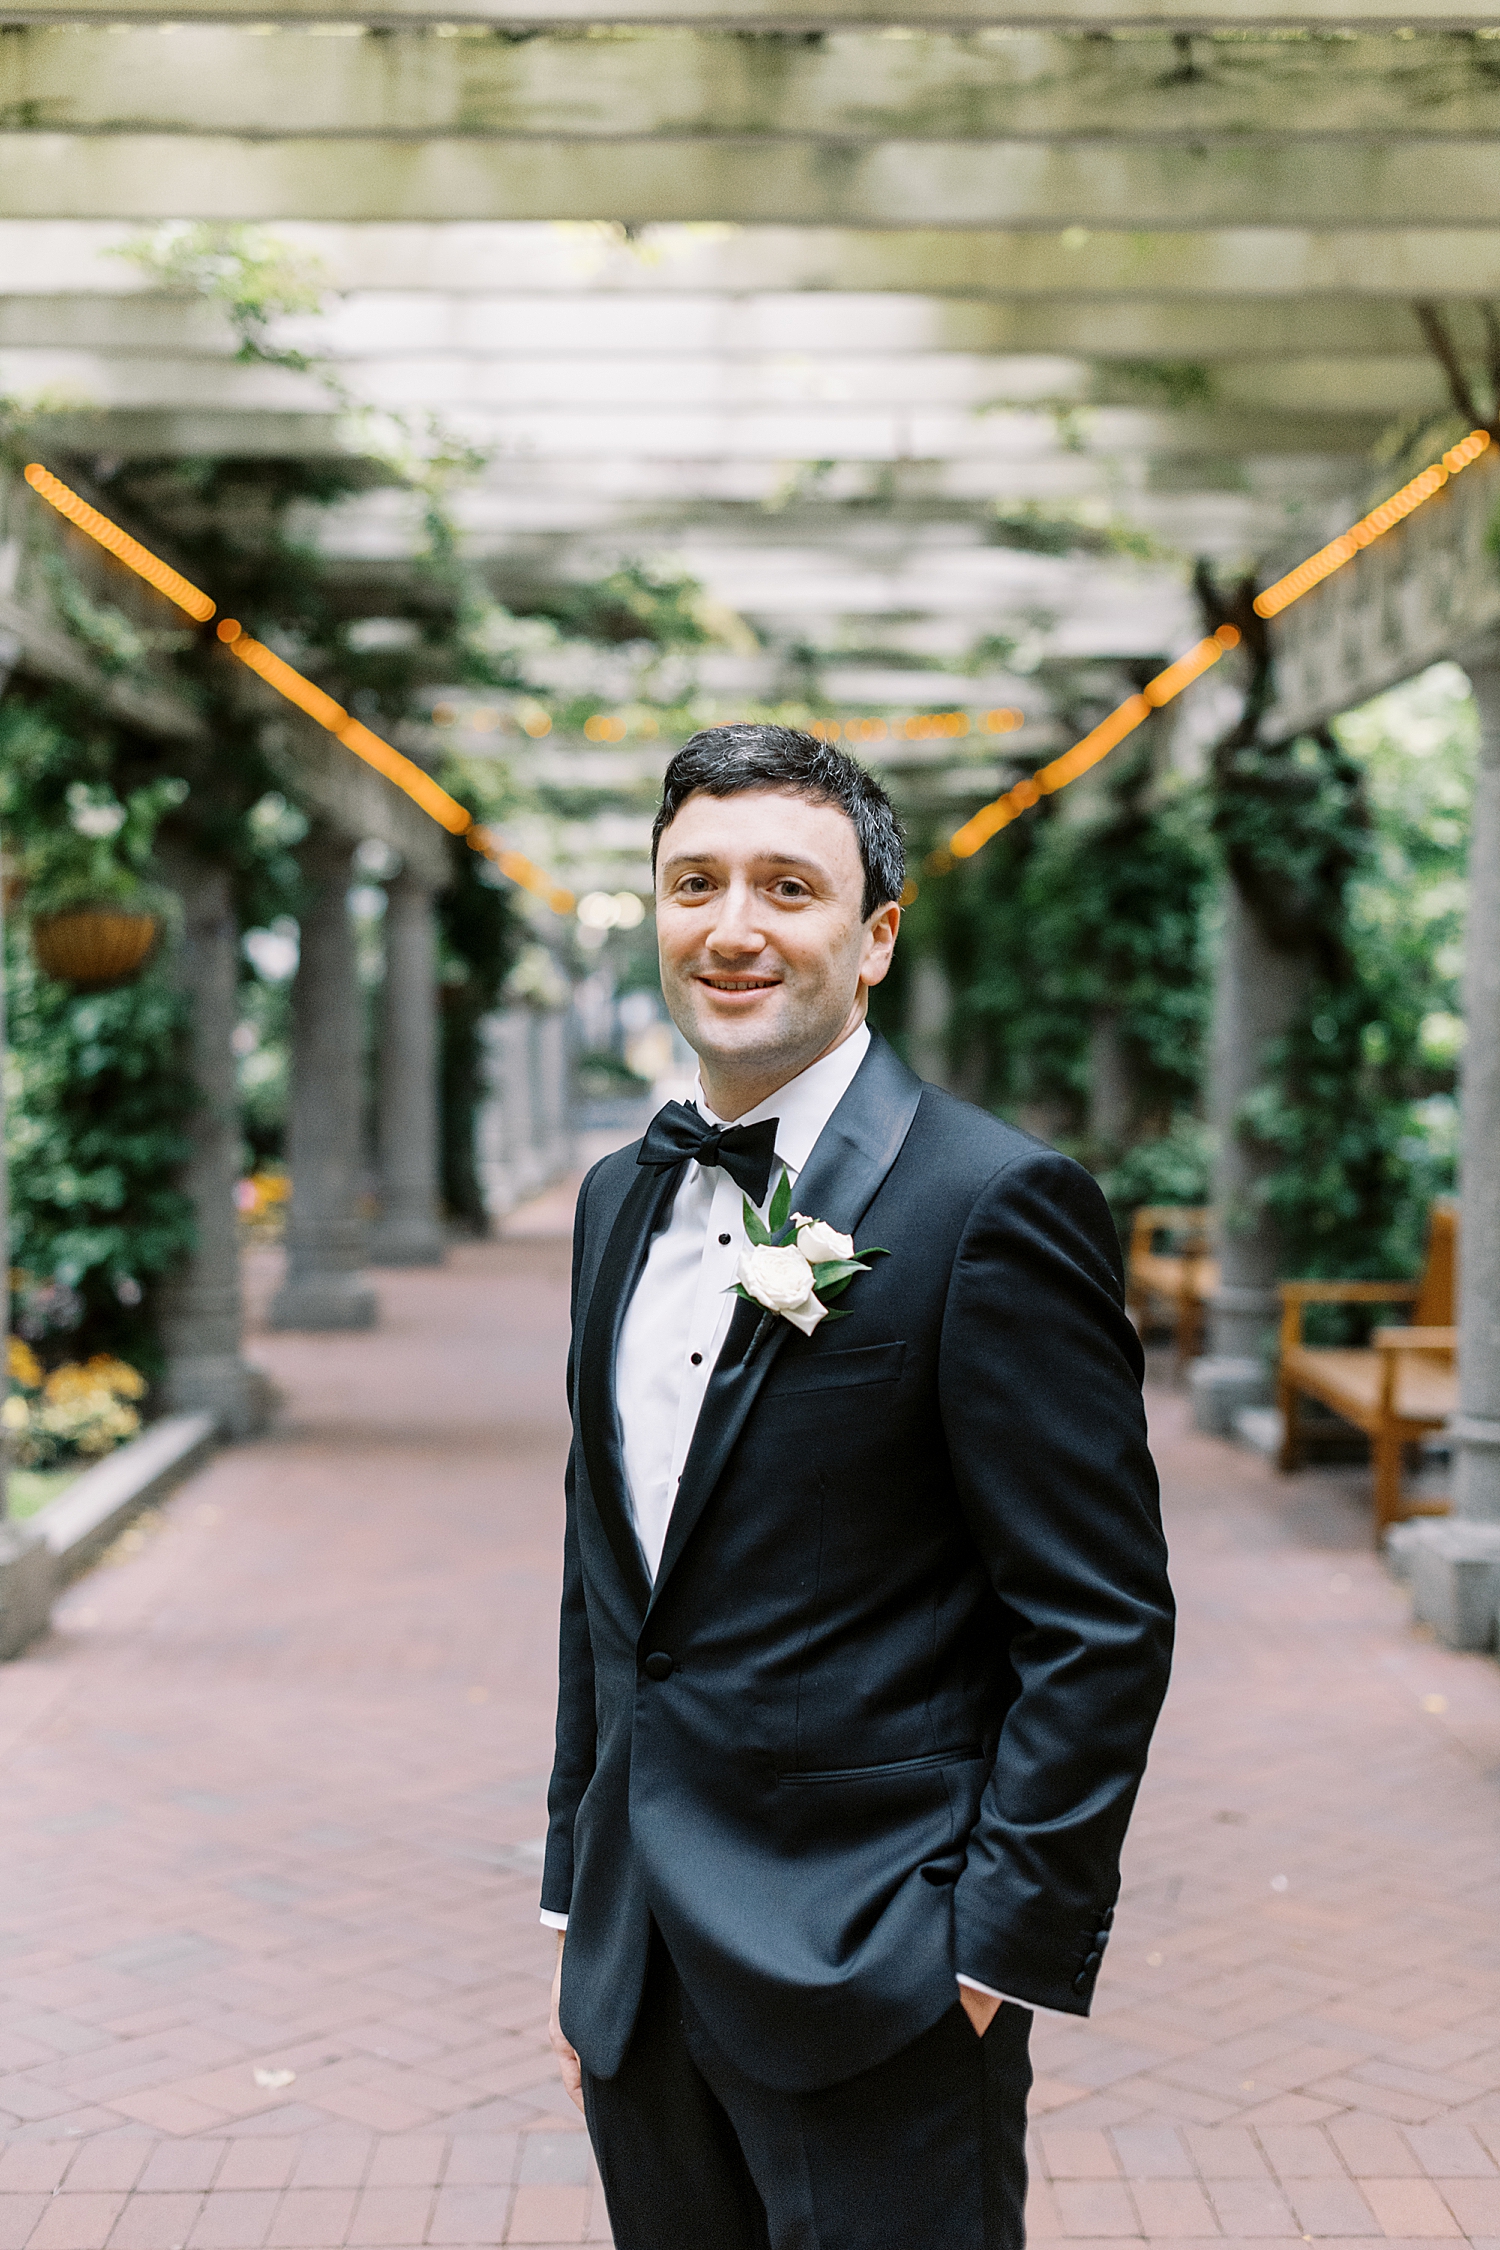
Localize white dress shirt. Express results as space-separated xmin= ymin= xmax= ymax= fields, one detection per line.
xmin=542 ymin=1021 xmax=1034 ymax=2014
xmin=614 ymin=1025 xmax=870 ymax=1582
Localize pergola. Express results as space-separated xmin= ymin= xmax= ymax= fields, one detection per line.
xmin=0 ymin=4 xmax=1497 ymax=1634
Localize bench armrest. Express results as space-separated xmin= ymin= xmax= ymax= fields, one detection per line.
xmin=1279 ymin=1279 xmax=1418 ymax=1351
xmin=1278 ymin=1281 xmax=1420 ymax=1304
xmin=1372 ymin=1327 xmax=1457 ymax=1352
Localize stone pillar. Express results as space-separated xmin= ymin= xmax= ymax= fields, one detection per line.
xmin=0 ymin=720 xmax=53 ymax=1649
xmin=369 ymin=867 xmax=444 ymax=1267
xmin=907 ymin=955 xmax=952 ymax=1088
xmin=157 ymin=845 xmax=272 ymax=1435
xmin=1189 ymin=880 xmax=1311 ymax=1434
xmin=1087 ymin=1010 xmax=1134 ymax=1154
xmin=1453 ymin=650 xmax=1500 ymax=1521
xmin=1386 ymin=648 xmax=1500 ymax=1639
xmin=269 ymin=832 xmax=377 ymax=1331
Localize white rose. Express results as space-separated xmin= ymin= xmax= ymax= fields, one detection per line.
xmin=793 ymin=1215 xmax=855 ymax=1266
xmin=737 ymin=1242 xmax=827 ymax=1336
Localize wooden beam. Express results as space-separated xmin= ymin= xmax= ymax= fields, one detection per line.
xmin=10 ymin=220 xmax=1500 ymax=301
xmin=8 ymin=0 xmax=1500 ymax=29
xmin=7 ymin=27 xmax=1500 ymax=143
xmin=9 ymin=130 xmax=1500 ymax=226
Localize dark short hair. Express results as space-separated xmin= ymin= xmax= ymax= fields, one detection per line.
xmin=651 ymin=724 xmax=905 ymax=920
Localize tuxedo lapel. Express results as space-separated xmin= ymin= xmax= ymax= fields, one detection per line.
xmin=577 ymin=1158 xmax=679 ymax=1615
xmin=646 ymin=1035 xmax=925 ymax=1616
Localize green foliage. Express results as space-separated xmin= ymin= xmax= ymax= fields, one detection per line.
xmin=989 ymin=504 xmax=1166 ymax=563
xmin=540 ymin=560 xmax=731 ymax=650
xmin=1105 ymin=360 xmax=1218 ymax=411
xmin=1097 ymin=1114 xmax=1213 ymax=1226
xmin=0 ymin=695 xmax=196 ymax=1367
xmin=114 ymin=222 xmax=332 ymax=373
xmin=6 ymin=942 xmax=195 ymax=1370
xmin=910 ymin=743 xmax=1214 ymax=1150
xmin=1239 ymin=663 xmax=1473 ymax=1283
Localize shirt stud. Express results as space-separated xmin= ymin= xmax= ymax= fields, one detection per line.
xmin=690 ymin=1352 xmax=703 ymax=1366
xmin=719 ymin=1233 xmax=731 ymax=1245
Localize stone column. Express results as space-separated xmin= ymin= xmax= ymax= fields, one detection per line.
xmin=1396 ymin=645 xmax=1500 ymax=1641
xmin=1189 ymin=880 xmax=1311 ymax=1434
xmin=1087 ymin=1010 xmax=1134 ymax=1154
xmin=157 ymin=844 xmax=272 ymax=1435
xmin=1453 ymin=649 xmax=1500 ymax=1521
xmin=906 ymin=955 xmax=952 ymax=1089
xmin=369 ymin=867 xmax=444 ymax=1267
xmin=269 ymin=832 xmax=377 ymax=1331
xmin=0 ymin=670 xmax=54 ymax=1649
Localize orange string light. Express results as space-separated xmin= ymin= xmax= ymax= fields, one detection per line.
xmin=940 ymin=427 xmax=1495 ymax=870
xmin=16 ymin=455 xmax=572 ymax=915
xmin=24 ymin=462 xmax=216 ymax=624
xmin=216 ymin=621 xmax=574 ymax=914
xmin=1253 ymin=429 xmax=1491 ymax=619
xmin=943 ymin=627 xmax=1241 ymax=865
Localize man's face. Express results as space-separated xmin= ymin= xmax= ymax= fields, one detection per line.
xmin=654 ymin=787 xmax=898 ymax=1101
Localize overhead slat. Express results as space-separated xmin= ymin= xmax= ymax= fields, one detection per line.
xmin=6 ymin=0 xmax=1500 ymax=28
xmin=5 ymin=28 xmax=1500 ymax=143
xmin=7 ymin=133 xmax=1500 ymax=227
xmin=6 ymin=220 xmax=1500 ymax=301
xmin=0 ymin=289 xmax=1447 ymax=363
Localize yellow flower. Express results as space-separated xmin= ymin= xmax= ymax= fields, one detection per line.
xmin=7 ymin=1337 xmax=41 ymax=1390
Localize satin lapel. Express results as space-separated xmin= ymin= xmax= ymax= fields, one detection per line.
xmin=577 ymin=1158 xmax=680 ymax=1615
xmin=646 ymin=1035 xmax=925 ymax=1615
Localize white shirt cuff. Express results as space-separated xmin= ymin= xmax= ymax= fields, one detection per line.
xmin=540 ymin=1910 xmax=569 ymax=1931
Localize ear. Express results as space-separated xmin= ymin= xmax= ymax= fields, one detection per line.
xmin=859 ymin=901 xmax=901 ymax=990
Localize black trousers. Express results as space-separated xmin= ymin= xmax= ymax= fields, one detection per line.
xmin=583 ymin=1928 xmax=1032 ymax=2250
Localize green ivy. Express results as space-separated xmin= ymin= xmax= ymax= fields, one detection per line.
xmin=0 ymin=698 xmax=196 ymax=1369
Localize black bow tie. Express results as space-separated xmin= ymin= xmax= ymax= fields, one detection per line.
xmin=637 ymin=1103 xmax=781 ymax=1207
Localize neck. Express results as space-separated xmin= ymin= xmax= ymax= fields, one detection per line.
xmin=698 ymin=1001 xmax=866 ymax=1122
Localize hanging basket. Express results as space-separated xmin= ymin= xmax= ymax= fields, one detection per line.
xmin=31 ymin=908 xmax=159 ymax=991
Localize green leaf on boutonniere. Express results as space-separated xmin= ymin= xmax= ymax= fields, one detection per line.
xmin=809 ymin=1257 xmax=869 ymax=1290
xmin=741 ymin=1193 xmax=773 ymax=1248
xmin=768 ymin=1166 xmax=792 ymax=1235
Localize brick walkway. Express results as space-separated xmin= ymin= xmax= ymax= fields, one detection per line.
xmin=2 ymin=1214 xmax=1500 ymax=2249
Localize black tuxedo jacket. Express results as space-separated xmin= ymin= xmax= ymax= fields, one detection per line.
xmin=543 ymin=1033 xmax=1172 ymax=2094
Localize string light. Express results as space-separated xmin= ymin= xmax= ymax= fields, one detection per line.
xmin=19 ymin=457 xmax=572 ymax=916
xmin=939 ymin=429 xmax=1494 ymax=870
xmin=215 ymin=618 xmax=573 ymax=911
xmin=1254 ymin=429 xmax=1491 ymax=619
xmin=24 ymin=463 xmax=216 ymax=624
xmin=943 ymin=628 xmax=1241 ymax=865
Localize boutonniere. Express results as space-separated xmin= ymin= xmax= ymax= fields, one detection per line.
xmin=730 ymin=1165 xmax=888 ymax=1338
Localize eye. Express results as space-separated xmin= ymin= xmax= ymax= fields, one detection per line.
xmin=675 ymin=874 xmax=714 ymax=896
xmin=772 ymin=879 xmax=811 ymax=900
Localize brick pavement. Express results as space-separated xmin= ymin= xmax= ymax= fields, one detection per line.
xmin=1 ymin=1214 xmax=1500 ymax=2248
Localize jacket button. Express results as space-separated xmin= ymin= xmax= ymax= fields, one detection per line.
xmin=1072 ymin=1971 xmax=1090 ymax=1995
xmin=643 ymin=1652 xmax=675 ymax=1681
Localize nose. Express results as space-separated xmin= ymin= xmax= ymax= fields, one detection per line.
xmin=705 ymin=875 xmax=767 ymax=959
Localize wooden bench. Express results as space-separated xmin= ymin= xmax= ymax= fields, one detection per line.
xmin=1277 ymin=1203 xmax=1458 ymax=1535
xmin=1126 ymin=1206 xmax=1219 ymax=1370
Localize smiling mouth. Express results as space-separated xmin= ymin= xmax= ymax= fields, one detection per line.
xmin=698 ymin=974 xmax=781 ymax=992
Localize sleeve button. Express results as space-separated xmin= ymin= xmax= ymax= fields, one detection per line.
xmin=1072 ymin=1971 xmax=1090 ymax=1995
xmin=1084 ymin=1951 xmax=1102 ymax=1971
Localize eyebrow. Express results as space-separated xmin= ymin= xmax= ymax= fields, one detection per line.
xmin=661 ymin=850 xmax=829 ymax=877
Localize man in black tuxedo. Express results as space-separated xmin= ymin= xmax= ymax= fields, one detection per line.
xmin=542 ymin=725 xmax=1173 ymax=2250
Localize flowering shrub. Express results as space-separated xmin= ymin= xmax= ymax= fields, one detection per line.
xmin=3 ymin=1339 xmax=147 ymax=1468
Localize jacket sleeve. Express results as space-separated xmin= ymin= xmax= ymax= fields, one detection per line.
xmin=541 ymin=1164 xmax=601 ymax=1920
xmin=940 ymin=1146 xmax=1174 ymax=2015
